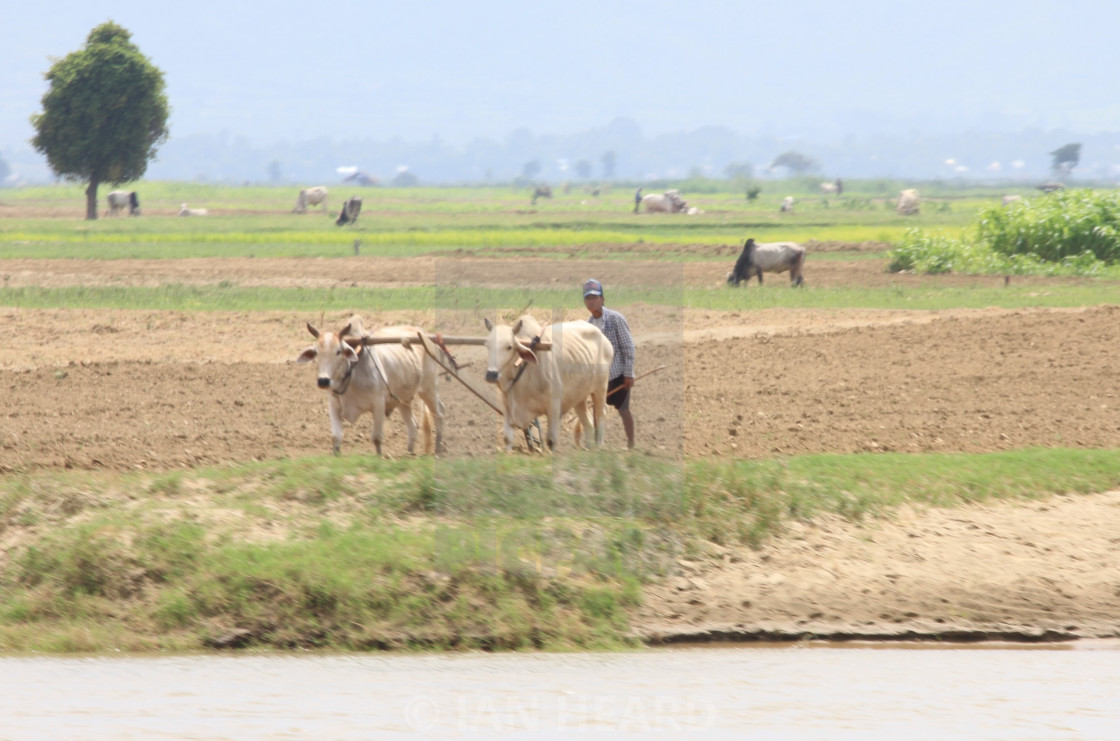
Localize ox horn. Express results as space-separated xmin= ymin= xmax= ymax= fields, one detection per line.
xmin=306 ymin=322 xmax=320 ymax=338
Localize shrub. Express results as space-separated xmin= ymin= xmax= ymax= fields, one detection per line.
xmin=977 ymin=189 xmax=1120 ymax=264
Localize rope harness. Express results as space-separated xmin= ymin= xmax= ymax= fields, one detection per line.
xmin=330 ymin=342 xmax=404 ymax=405
xmin=500 ymin=335 xmax=541 ymax=395
xmin=331 ymin=344 xmax=362 ymax=396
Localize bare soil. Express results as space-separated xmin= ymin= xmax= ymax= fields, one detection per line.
xmin=2 ymin=253 xmax=1120 ymax=642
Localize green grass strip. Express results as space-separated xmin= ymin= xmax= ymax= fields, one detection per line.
xmin=2 ymin=280 xmax=1118 ymax=312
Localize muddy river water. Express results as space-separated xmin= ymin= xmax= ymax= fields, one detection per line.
xmin=2 ymin=644 xmax=1118 ymax=739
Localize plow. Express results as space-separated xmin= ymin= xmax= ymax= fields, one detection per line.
xmin=342 ymin=330 xmax=664 ymax=451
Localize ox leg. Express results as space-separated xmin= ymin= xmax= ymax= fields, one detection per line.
xmin=545 ymin=398 xmax=562 ymax=451
xmin=371 ymin=398 xmax=386 ymax=456
xmin=328 ymin=398 xmax=344 ymax=455
xmin=502 ymin=413 xmax=517 ymax=452
xmin=400 ymin=403 xmax=418 ymax=455
xmin=592 ymin=391 xmax=607 ymax=447
xmin=572 ymin=400 xmax=593 ymax=450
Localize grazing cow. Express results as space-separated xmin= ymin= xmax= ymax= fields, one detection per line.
xmin=336 ymin=196 xmax=362 ymax=226
xmin=483 ymin=317 xmax=612 ymax=452
xmin=531 ymin=185 xmax=552 ymax=205
xmin=105 ymin=190 xmax=140 ymax=216
xmin=640 ymin=189 xmax=687 ymax=213
xmin=820 ymin=182 xmax=838 ymax=196
xmin=780 ymin=196 xmax=794 ymax=212
xmin=294 ymin=186 xmax=329 ymax=213
xmin=897 ymin=189 xmax=920 ymax=215
xmin=296 ymin=316 xmax=445 ymax=456
xmin=178 ymin=203 xmax=208 ymax=216
xmin=727 ymin=238 xmax=806 ymax=287
xmin=1002 ymin=194 xmax=1023 ymax=207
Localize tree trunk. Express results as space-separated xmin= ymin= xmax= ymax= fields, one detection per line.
xmin=85 ymin=178 xmax=99 ymax=220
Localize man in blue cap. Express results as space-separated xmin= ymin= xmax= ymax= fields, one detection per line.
xmin=583 ymin=278 xmax=636 ymax=449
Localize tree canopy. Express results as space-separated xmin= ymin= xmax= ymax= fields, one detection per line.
xmin=30 ymin=21 xmax=169 ymax=219
xmin=1049 ymin=143 xmax=1081 ymax=179
xmin=770 ymin=151 xmax=819 ymax=175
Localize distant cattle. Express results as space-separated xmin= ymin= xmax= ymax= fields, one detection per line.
xmin=820 ymin=182 xmax=838 ymax=196
xmin=531 ymin=185 xmax=552 ymax=205
xmin=1002 ymin=194 xmax=1023 ymax=207
xmin=1037 ymin=182 xmax=1065 ymax=194
xmin=727 ymin=238 xmax=806 ymax=287
xmin=294 ymin=186 xmax=329 ymax=213
xmin=641 ymin=190 xmax=687 ymax=214
xmin=336 ymin=196 xmax=362 ymax=226
xmin=897 ymin=189 xmax=920 ymax=215
xmin=780 ymin=196 xmax=794 ymax=212
xmin=178 ymin=203 xmax=208 ymax=216
xmin=296 ymin=316 xmax=444 ymax=456
xmin=105 ymin=190 xmax=140 ymax=217
xmin=483 ymin=316 xmax=612 ymax=452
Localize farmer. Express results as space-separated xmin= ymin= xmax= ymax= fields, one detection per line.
xmin=634 ymin=187 xmax=643 ymax=213
xmin=583 ymin=278 xmax=636 ymax=449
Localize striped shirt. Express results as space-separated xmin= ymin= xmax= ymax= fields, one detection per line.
xmin=588 ymin=306 xmax=635 ymax=379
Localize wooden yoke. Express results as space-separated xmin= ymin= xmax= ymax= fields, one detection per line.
xmin=342 ymin=335 xmax=552 ymax=351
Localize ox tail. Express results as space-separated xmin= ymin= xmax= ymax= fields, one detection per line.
xmin=422 ymin=404 xmax=434 ymax=455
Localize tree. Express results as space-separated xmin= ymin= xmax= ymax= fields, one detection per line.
xmin=1049 ymin=143 xmax=1081 ymax=179
xmin=521 ymin=160 xmax=542 ymax=181
xmin=30 ymin=22 xmax=169 ymax=219
xmin=575 ymin=159 xmax=592 ymax=179
xmin=600 ymin=150 xmax=616 ymax=179
xmin=724 ymin=162 xmax=754 ymax=181
xmin=770 ymin=151 xmax=819 ymax=175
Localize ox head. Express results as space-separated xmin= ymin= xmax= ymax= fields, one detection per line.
xmin=483 ymin=318 xmax=538 ymax=384
xmin=727 ymin=239 xmax=757 ymax=286
xmin=296 ymin=321 xmax=361 ymax=391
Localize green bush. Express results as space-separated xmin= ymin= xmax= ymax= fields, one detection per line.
xmin=977 ymin=189 xmax=1120 ymax=264
xmin=889 ymin=189 xmax=1120 ymax=276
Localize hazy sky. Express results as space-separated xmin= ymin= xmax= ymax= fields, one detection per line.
xmin=4 ymin=0 xmax=1119 ymax=151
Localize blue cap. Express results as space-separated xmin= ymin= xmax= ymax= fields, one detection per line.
xmin=582 ymin=278 xmax=603 ymax=297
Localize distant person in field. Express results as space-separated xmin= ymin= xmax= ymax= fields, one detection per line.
xmin=634 ymin=187 xmax=643 ymax=213
xmin=583 ymin=278 xmax=636 ymax=449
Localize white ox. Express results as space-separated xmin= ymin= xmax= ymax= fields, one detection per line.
xmin=727 ymin=238 xmax=806 ymax=287
xmin=483 ymin=317 xmax=612 ymax=451
xmin=819 ymin=182 xmax=838 ymax=196
xmin=897 ymin=189 xmax=920 ymax=215
xmin=336 ymin=196 xmax=362 ymax=226
xmin=105 ymin=190 xmax=140 ymax=216
xmin=296 ymin=317 xmax=445 ymax=456
xmin=179 ymin=203 xmax=208 ymax=216
xmin=640 ymin=190 xmax=687 ymax=214
xmin=780 ymin=196 xmax=794 ymax=212
xmin=294 ymin=186 xmax=329 ymax=213
xmin=1002 ymin=194 xmax=1023 ymax=207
